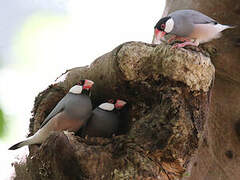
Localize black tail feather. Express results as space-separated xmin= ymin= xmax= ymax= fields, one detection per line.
xmin=8 ymin=141 xmax=24 ymax=150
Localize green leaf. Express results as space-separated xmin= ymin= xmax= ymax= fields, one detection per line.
xmin=0 ymin=108 xmax=5 ymax=137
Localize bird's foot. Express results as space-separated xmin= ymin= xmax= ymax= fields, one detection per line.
xmin=172 ymin=41 xmax=199 ymax=48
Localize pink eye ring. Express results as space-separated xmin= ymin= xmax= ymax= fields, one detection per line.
xmin=161 ymin=24 xmax=165 ymax=29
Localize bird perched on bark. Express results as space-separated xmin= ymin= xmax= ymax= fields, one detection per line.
xmin=82 ymin=99 xmax=127 ymax=138
xmin=9 ymin=79 xmax=94 ymax=150
xmin=153 ymin=9 xmax=234 ymax=48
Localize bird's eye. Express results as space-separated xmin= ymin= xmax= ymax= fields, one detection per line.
xmin=78 ymin=80 xmax=84 ymax=85
xmin=108 ymin=99 xmax=114 ymax=104
xmin=161 ymin=24 xmax=165 ymax=29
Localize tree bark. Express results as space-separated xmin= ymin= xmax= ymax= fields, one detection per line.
xmin=163 ymin=1 xmax=240 ymax=180
xmin=12 ymin=41 xmax=216 ymax=180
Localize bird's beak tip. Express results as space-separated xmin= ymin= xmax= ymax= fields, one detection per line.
xmin=115 ymin=100 xmax=127 ymax=109
xmin=84 ymin=79 xmax=94 ymax=89
xmin=154 ymin=29 xmax=166 ymax=41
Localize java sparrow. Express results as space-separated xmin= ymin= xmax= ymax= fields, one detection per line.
xmin=9 ymin=79 xmax=94 ymax=150
xmin=153 ymin=9 xmax=233 ymax=48
xmin=82 ymin=99 xmax=127 ymax=138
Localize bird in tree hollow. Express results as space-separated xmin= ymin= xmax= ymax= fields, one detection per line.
xmin=9 ymin=79 xmax=94 ymax=150
xmin=153 ymin=9 xmax=234 ymax=48
xmin=82 ymin=99 xmax=127 ymax=138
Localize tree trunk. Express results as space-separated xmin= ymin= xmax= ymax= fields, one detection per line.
xmin=163 ymin=1 xmax=240 ymax=180
xmin=13 ymin=41 xmax=215 ymax=180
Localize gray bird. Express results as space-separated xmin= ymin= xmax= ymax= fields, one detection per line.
xmin=82 ymin=99 xmax=127 ymax=138
xmin=153 ymin=9 xmax=233 ymax=47
xmin=9 ymin=79 xmax=94 ymax=150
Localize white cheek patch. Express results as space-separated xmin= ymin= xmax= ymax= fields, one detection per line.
xmin=69 ymin=85 xmax=83 ymax=94
xmin=165 ymin=18 xmax=174 ymax=33
xmin=99 ymin=103 xmax=114 ymax=111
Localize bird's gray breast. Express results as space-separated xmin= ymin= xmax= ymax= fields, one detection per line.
xmin=65 ymin=94 xmax=92 ymax=121
xmin=85 ymin=108 xmax=119 ymax=137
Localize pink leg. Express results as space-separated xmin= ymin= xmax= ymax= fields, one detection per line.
xmin=172 ymin=41 xmax=199 ymax=48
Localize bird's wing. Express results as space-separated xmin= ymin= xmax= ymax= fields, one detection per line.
xmin=40 ymin=95 xmax=66 ymax=128
xmin=170 ymin=10 xmax=217 ymax=25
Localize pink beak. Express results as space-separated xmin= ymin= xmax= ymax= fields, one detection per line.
xmin=115 ymin=100 xmax=127 ymax=109
xmin=83 ymin=79 xmax=94 ymax=89
xmin=155 ymin=29 xmax=166 ymax=41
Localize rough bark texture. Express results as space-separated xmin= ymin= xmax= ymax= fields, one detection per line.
xmin=162 ymin=1 xmax=240 ymax=180
xmin=13 ymin=42 xmax=216 ymax=180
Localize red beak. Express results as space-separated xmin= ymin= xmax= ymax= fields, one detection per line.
xmin=83 ymin=79 xmax=94 ymax=89
xmin=155 ymin=29 xmax=166 ymax=41
xmin=115 ymin=100 xmax=127 ymax=109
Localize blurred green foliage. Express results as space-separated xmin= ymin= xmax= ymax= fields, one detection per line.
xmin=0 ymin=107 xmax=5 ymax=137
xmin=0 ymin=58 xmax=5 ymax=137
xmin=0 ymin=55 xmax=7 ymax=138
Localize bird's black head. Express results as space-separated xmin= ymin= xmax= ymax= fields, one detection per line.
xmin=108 ymin=99 xmax=127 ymax=110
xmin=98 ymin=99 xmax=127 ymax=112
xmin=154 ymin=16 xmax=171 ymax=31
xmin=77 ymin=80 xmax=85 ymax=86
xmin=70 ymin=79 xmax=94 ymax=95
xmin=154 ymin=16 xmax=174 ymax=42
